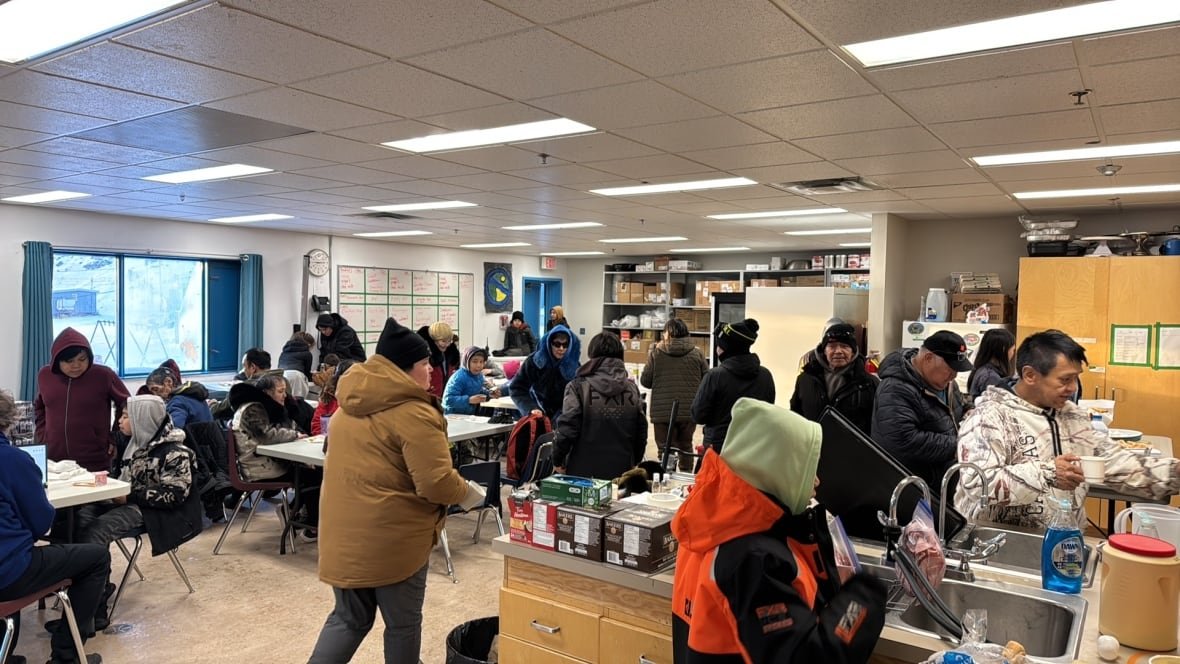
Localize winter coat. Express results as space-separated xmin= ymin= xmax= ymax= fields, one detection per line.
xmin=967 ymin=363 xmax=1011 ymax=402
xmin=317 ymin=354 xmax=468 ymax=588
xmin=311 ymin=399 xmax=339 ymax=436
xmin=508 ymin=324 xmax=582 ymax=420
xmin=442 ymin=368 xmax=491 ymax=415
xmin=691 ymin=354 xmax=775 ymax=451
xmin=956 ymin=386 xmax=1180 ymax=530
xmin=229 ymin=383 xmax=302 ymax=481
xmin=501 ymin=324 xmax=536 ymax=355
xmin=182 ymin=420 xmax=232 ymax=516
xmin=790 ymin=354 xmax=879 ymax=435
xmin=417 ymin=326 xmax=461 ymax=399
xmin=34 ymin=327 xmax=130 ymax=472
xmin=0 ymin=434 xmax=56 ymax=589
xmin=167 ymin=381 xmax=212 ymax=430
xmin=870 ymin=349 xmax=967 ymax=492
xmin=318 ymin=314 xmax=367 ymax=362
xmin=547 ymin=317 xmax=570 ymax=334
xmin=554 ymin=358 xmax=648 ymax=480
xmin=277 ymin=338 xmax=314 ymax=377
xmin=672 ymin=450 xmax=886 ymax=663
xmin=640 ymin=337 xmax=708 ymax=425
xmin=287 ymin=397 xmax=315 ymax=435
xmin=123 ymin=427 xmax=203 ymax=556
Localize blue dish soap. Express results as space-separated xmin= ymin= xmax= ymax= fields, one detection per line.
xmin=1042 ymin=496 xmax=1084 ymax=593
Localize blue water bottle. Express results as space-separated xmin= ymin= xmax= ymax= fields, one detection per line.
xmin=1041 ymin=496 xmax=1084 ymax=593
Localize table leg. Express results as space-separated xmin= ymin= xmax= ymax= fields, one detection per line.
xmin=279 ymin=466 xmax=302 ymax=555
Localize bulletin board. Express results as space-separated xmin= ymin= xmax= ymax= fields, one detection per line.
xmin=337 ymin=265 xmax=475 ymax=356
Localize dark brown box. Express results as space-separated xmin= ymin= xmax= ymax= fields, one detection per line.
xmin=604 ymin=505 xmax=678 ymax=573
xmin=555 ymin=504 xmax=623 ymax=562
xmin=950 ymin=294 xmax=1014 ymax=323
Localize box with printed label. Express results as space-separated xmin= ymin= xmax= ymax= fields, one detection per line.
xmin=555 ymin=504 xmax=624 ymax=561
xmin=950 ymin=294 xmax=1014 ymax=323
xmin=508 ymin=493 xmax=531 ymax=545
xmin=667 ymin=259 xmax=701 ymax=271
xmin=694 ymin=280 xmax=719 ymax=306
xmin=604 ymin=504 xmax=679 ymax=572
xmin=719 ymin=280 xmax=743 ymax=293
xmin=614 ymin=282 xmax=637 ymax=303
xmin=507 ymin=494 xmax=561 ymax=550
xmin=653 ymin=256 xmax=671 ymax=271
xmin=539 ymin=474 xmax=613 ymax=508
xmin=748 ymin=278 xmax=779 ymax=288
xmin=623 ymin=350 xmax=647 ymax=364
xmin=627 ymin=338 xmax=654 ymax=354
xmin=630 ymin=284 xmax=647 ymax=303
xmin=693 ymin=309 xmax=711 ymax=331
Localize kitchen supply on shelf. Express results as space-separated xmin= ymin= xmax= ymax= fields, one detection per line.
xmin=1120 ymin=231 xmax=1154 ymax=256
xmin=1080 ymin=236 xmax=1121 ymax=257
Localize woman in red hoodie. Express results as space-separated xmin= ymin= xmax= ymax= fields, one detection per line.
xmin=34 ymin=328 xmax=130 ymax=472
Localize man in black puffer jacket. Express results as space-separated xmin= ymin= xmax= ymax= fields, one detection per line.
xmin=691 ymin=319 xmax=775 ymax=453
xmin=791 ymin=324 xmax=879 ymax=435
xmin=871 ymin=331 xmax=972 ymax=493
xmin=317 ymin=313 xmax=366 ymax=362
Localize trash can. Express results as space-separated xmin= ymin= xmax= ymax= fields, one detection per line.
xmin=446 ymin=616 xmax=499 ymax=664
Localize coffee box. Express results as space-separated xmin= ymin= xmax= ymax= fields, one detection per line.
xmin=507 ymin=493 xmax=561 ymax=550
xmin=539 ymin=474 xmax=613 ymax=508
xmin=555 ymin=504 xmax=624 ymax=561
xmin=604 ymin=505 xmax=678 ymax=572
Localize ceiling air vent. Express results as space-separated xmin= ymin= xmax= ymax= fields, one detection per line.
xmin=769 ymin=177 xmax=879 ymax=196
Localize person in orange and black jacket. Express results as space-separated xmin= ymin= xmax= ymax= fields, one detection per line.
xmin=416 ymin=321 xmax=460 ymax=399
xmin=672 ymin=398 xmax=886 ymax=664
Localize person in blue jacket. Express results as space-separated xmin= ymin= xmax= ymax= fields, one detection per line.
xmin=0 ymin=390 xmax=111 ymax=664
xmin=442 ymin=347 xmax=501 ymax=415
xmin=509 ymin=324 xmax=581 ymax=421
xmin=145 ymin=368 xmax=213 ymax=430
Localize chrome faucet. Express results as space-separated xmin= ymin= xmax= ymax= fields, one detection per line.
xmin=877 ymin=475 xmax=932 ymax=564
xmin=939 ymin=462 xmax=988 ymax=547
xmin=939 ymin=462 xmax=1005 ymax=580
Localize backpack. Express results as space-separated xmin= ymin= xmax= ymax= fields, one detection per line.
xmin=505 ymin=412 xmax=551 ymax=480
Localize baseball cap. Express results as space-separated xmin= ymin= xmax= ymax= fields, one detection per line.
xmin=923 ymin=330 xmax=973 ymax=372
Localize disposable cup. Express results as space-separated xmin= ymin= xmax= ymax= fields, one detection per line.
xmin=1079 ymin=456 xmax=1105 ymax=483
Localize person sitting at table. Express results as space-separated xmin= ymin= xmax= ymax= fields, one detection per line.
xmin=212 ymin=348 xmax=282 ymax=420
xmin=509 ymin=324 xmax=581 ymax=422
xmin=283 ymin=370 xmax=316 ymax=434
xmin=144 ymin=368 xmax=212 ymax=430
xmin=133 ymin=359 xmax=184 ymax=395
xmin=317 ymin=312 xmax=366 ymax=363
xmin=553 ymin=333 xmax=648 ymax=480
xmin=499 ymin=310 xmax=536 ymax=356
xmin=311 ymin=360 xmax=355 ymax=436
xmin=966 ymin=328 xmax=1016 ymax=402
xmin=416 ymin=322 xmax=460 ymax=399
xmin=442 ymin=347 xmax=500 ymax=415
xmin=278 ymin=331 xmax=316 ymax=378
xmin=35 ymin=328 xmax=130 ymax=473
xmin=311 ymin=353 xmax=341 ymax=400
xmin=955 ymin=330 xmax=1180 ymax=530
xmin=0 ymin=391 xmax=112 ymax=664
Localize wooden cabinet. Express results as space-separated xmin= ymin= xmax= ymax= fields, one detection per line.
xmin=601 ymin=618 xmax=673 ymax=664
xmin=499 ymin=588 xmax=600 ymax=661
xmin=498 ymin=635 xmax=586 ymax=663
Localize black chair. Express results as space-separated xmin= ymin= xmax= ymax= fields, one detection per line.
xmin=108 ymin=524 xmax=194 ymax=621
xmin=501 ymin=433 xmax=555 ymax=490
xmin=658 ymin=400 xmax=702 ymax=474
xmin=439 ymin=461 xmax=506 ymax=583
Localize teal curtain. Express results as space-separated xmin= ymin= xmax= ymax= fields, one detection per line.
xmin=238 ymin=254 xmax=264 ymax=359
xmin=21 ymin=241 xmax=54 ymax=400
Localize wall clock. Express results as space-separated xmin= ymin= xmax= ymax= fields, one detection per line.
xmin=307 ymin=248 xmax=330 ymax=277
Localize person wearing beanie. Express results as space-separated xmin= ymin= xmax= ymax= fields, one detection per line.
xmin=790 ymin=323 xmax=879 ymax=435
xmin=798 ymin=317 xmax=846 ymax=370
xmin=442 ymin=346 xmax=500 ymax=415
xmin=416 ymin=321 xmax=461 ymax=399
xmin=672 ymin=399 xmax=887 ymax=663
xmin=316 ymin=312 xmax=366 ymax=363
xmin=691 ymin=319 xmax=775 ymax=452
xmin=499 ymin=310 xmax=536 ymax=356
xmin=310 ymin=318 xmax=481 ymax=663
xmin=553 ymin=332 xmax=648 ymax=480
xmin=508 ymin=323 xmax=582 ymax=420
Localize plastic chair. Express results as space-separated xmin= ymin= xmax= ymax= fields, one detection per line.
xmin=0 ymin=580 xmax=87 ymax=663
xmin=213 ymin=427 xmax=295 ymax=555
xmin=439 ymin=461 xmax=508 ymax=584
xmin=501 ymin=435 xmax=555 ymax=491
xmin=108 ymin=524 xmax=194 ymax=621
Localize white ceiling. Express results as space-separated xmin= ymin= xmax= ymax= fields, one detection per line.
xmin=0 ymin=0 xmax=1178 ymax=256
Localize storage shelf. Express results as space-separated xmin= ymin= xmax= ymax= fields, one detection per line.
xmin=605 ymin=302 xmax=667 ymax=306
xmin=603 ymin=325 xmax=664 ymax=331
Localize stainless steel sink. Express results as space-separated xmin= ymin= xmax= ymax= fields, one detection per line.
xmin=951 ymin=524 xmax=1093 ymax=580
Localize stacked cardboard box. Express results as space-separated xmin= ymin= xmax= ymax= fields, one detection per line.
xmin=540 ymin=475 xmax=613 ymax=507
xmin=950 ymin=294 xmax=1015 ymax=323
xmin=694 ymin=280 xmax=742 ymax=306
xmin=556 ymin=504 xmax=625 ymax=561
xmin=748 ymin=278 xmax=779 ymax=287
xmin=603 ymin=505 xmax=678 ymax=572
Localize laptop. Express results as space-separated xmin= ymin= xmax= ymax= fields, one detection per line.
xmin=19 ymin=444 xmax=48 ymax=488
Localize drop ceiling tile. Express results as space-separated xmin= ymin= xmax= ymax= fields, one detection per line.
xmin=922 ymin=196 xmax=1025 ymax=215
xmin=0 ymin=127 xmax=53 ymax=149
xmin=198 ymin=146 xmax=335 ymax=171
xmin=699 ymin=194 xmax=815 ymax=210
xmin=146 ymin=178 xmax=292 ymax=199
xmin=293 ymin=62 xmax=505 ymax=119
xmin=552 ymin=195 xmax=650 ymax=211
xmin=1101 ymin=99 xmax=1180 ymax=135
xmin=269 ymin=190 xmax=367 ymax=206
xmin=107 ymin=190 xmax=207 ymax=205
xmin=25 ymin=137 xmax=174 ymax=165
xmin=434 ymin=172 xmax=543 ymax=191
xmin=1089 ymin=55 xmax=1180 ymax=105
xmin=0 ymin=71 xmax=182 ymax=121
xmin=207 ymin=88 xmax=400 ymax=132
xmin=495 ymin=187 xmax=593 ymax=203
xmin=50 ymin=173 xmax=161 ymax=191
xmin=867 ymin=43 xmax=1077 ymax=91
xmin=836 ymin=150 xmax=970 ymax=175
xmin=894 ymin=69 xmax=1085 ymax=123
xmin=731 ymin=162 xmax=855 ymax=183
xmin=552 ymin=0 xmax=819 ymax=77
xmin=871 ymin=169 xmax=988 ymax=188
xmin=489 ymin=0 xmax=643 ymax=24
xmin=794 ymin=127 xmax=945 ymax=160
xmin=531 ymin=81 xmax=717 ymax=130
xmin=245 ymin=172 xmax=351 ymax=191
xmin=255 ymin=133 xmax=397 ymax=163
xmin=588 ymin=154 xmax=713 ymax=179
xmin=357 ymin=156 xmax=485 ymax=179
xmin=799 ymin=190 xmax=908 ymax=204
xmin=379 ymin=180 xmax=481 ymax=197
xmin=433 ymin=146 xmax=561 ymax=172
xmin=840 ymin=200 xmax=941 ymax=215
xmin=448 ymin=192 xmax=536 ymax=207
xmin=696 ymin=185 xmax=800 ymax=202
xmin=407 ymin=29 xmax=643 ymax=99
xmin=1080 ymin=25 xmax=1180 ymax=65
xmin=319 ymin=185 xmax=417 ymax=201
xmin=291 ymin=164 xmax=413 ymax=185
xmin=116 ymin=5 xmax=384 ymax=84
xmin=931 ymin=109 xmax=1097 ymax=148
xmin=0 ymin=102 xmax=109 ymax=135
xmin=531 ymin=133 xmax=661 ymax=163
xmin=326 ymin=119 xmax=441 ymax=145
xmin=739 ymin=95 xmax=916 ymax=140
xmin=895 ymin=183 xmax=1004 ymax=199
xmin=618 ymin=117 xmax=777 ymax=153
xmin=681 ymin=143 xmax=816 ymax=170
xmin=506 ymin=164 xmax=618 ymax=185
xmin=419 ymin=104 xmax=557 ymax=131
xmin=0 ymin=149 xmax=120 ymax=172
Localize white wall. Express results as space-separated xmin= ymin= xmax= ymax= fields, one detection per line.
xmin=868 ymin=213 xmax=909 ymax=354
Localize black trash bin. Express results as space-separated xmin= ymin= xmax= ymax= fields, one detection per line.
xmin=446 ymin=616 xmax=499 ymax=664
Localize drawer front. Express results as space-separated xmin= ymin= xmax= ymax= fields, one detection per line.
xmin=600 ymin=617 xmax=674 ymax=664
xmin=500 ymin=588 xmax=600 ymax=661
xmin=498 ymin=635 xmax=588 ymax=663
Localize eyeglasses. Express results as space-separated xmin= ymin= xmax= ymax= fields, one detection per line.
xmin=551 ymin=341 xmax=570 ymax=349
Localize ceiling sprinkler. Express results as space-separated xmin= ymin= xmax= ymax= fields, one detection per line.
xmin=1097 ymin=162 xmax=1122 ymax=177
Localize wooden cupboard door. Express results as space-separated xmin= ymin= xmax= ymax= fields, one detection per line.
xmin=498 ymin=635 xmax=588 ymax=663
xmin=499 ymin=588 xmax=600 ymax=661
xmin=600 ymin=618 xmax=674 ymax=664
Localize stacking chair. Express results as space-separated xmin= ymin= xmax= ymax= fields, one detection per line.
xmin=439 ymin=461 xmax=508 ymax=584
xmin=501 ymin=433 xmax=555 ymax=491
xmin=213 ymin=427 xmax=295 ymax=555
xmin=0 ymin=580 xmax=87 ymax=663
xmin=658 ymin=400 xmax=701 ymax=475
xmin=107 ymin=524 xmax=194 ymax=621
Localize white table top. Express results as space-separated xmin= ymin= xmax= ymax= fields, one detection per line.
xmin=478 ymin=396 xmax=518 ymax=411
xmin=48 ymin=478 xmax=131 ymax=509
xmin=257 ymin=437 xmax=325 ymax=466
xmin=445 ymin=415 xmax=514 ymax=443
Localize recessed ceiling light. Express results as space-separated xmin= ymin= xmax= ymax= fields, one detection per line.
xmin=2 ymin=190 xmax=91 ymax=204
xmin=708 ymin=208 xmax=847 ymax=219
xmin=839 ymin=242 xmax=873 ymax=248
xmin=843 ymin=1 xmax=1180 ymax=67
xmin=670 ymin=247 xmax=751 ymax=253
xmin=143 ymin=163 xmax=272 ymax=184
xmin=362 ymin=201 xmax=477 ymax=212
xmin=599 ymin=236 xmax=688 ymax=244
xmin=1013 ymin=183 xmax=1180 ymax=199
xmin=972 ymin=140 xmax=1180 ymax=166
xmin=784 ymin=227 xmax=872 ymax=236
xmin=0 ymin=0 xmax=190 ymax=63
xmin=208 ymin=213 xmax=293 ymax=223
xmin=460 ymin=242 xmax=532 ymax=249
xmin=590 ymin=177 xmax=756 ymax=196
xmin=354 ymin=230 xmax=434 ymax=238
xmin=383 ymin=118 xmax=596 ymax=153
xmin=502 ymin=222 xmax=603 ymax=231
xmin=540 ymin=251 xmax=606 ymax=256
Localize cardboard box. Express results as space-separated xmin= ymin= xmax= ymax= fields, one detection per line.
xmin=623 ymin=350 xmax=647 ymax=364
xmin=555 ymin=504 xmax=623 ymax=561
xmin=653 ymin=255 xmax=671 ymax=271
xmin=694 ymin=280 xmax=719 ymax=306
xmin=627 ymin=338 xmax=654 ymax=354
xmin=745 ymin=264 xmax=770 ymax=271
xmin=613 ymin=281 xmax=632 ymax=303
xmin=748 ymin=278 xmax=779 ymax=287
xmin=604 ymin=505 xmax=678 ymax=572
xmin=783 ymin=275 xmax=825 ymax=287
xmin=694 ymin=309 xmax=711 ymax=331
xmin=508 ymin=493 xmax=531 ymax=545
xmin=540 ymin=475 xmax=614 ymax=508
xmin=661 ymin=282 xmax=685 ymax=299
xmin=507 ymin=494 xmax=560 ymax=550
xmin=719 ymin=280 xmax=743 ymax=293
xmin=950 ymin=294 xmax=1015 ymax=323
xmin=673 ymin=308 xmax=694 ymax=323
xmin=629 ymin=285 xmax=647 ymax=304
xmin=667 ymin=259 xmax=701 ymax=271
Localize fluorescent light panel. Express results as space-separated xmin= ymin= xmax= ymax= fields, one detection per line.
xmin=785 ymin=227 xmax=872 ymax=236
xmin=839 ymin=242 xmax=873 ymax=248
xmin=354 ymin=230 xmax=434 ymax=238
xmin=0 ymin=0 xmax=189 ymax=63
xmin=362 ymin=201 xmax=477 ymax=212
xmin=590 ymin=177 xmax=756 ymax=196
xmin=973 ymin=140 xmax=1180 ymax=166
xmin=502 ymin=222 xmax=603 ymax=231
xmin=384 ymin=118 xmax=595 ymax=153
xmin=460 ymin=242 xmax=531 ymax=249
xmin=540 ymin=251 xmax=605 ymax=256
xmin=208 ymin=213 xmax=292 ymax=223
xmin=1014 ymin=183 xmax=1180 ymax=199
xmin=143 ymin=163 xmax=271 ymax=184
xmin=844 ymin=1 xmax=1180 ymax=67
xmin=708 ymin=208 xmax=846 ymax=219
xmin=671 ymin=247 xmax=750 ymax=253
xmin=2 ymin=190 xmax=90 ymax=203
xmin=599 ymin=236 xmax=688 ymax=244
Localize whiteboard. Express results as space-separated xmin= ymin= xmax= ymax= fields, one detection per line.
xmin=337 ymin=265 xmax=475 ymax=357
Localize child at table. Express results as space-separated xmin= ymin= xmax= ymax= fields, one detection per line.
xmin=311 ymin=360 xmax=356 ymax=436
xmin=441 ymin=347 xmax=500 ymax=415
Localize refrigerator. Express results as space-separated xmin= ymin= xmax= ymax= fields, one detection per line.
xmin=900 ymin=320 xmax=1013 ymax=393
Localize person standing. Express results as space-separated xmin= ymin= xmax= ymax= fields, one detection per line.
xmin=508 ymin=324 xmax=581 ymax=421
xmin=547 ymin=305 xmax=569 ymax=334
xmin=691 ymin=319 xmax=775 ymax=453
xmin=278 ymin=331 xmax=317 ymax=378
xmin=500 ymin=310 xmax=536 ymax=356
xmin=35 ymin=328 xmax=130 ymax=473
xmin=641 ymin=318 xmax=708 ymax=471
xmin=966 ymin=328 xmax=1017 ymax=402
xmin=790 ymin=323 xmax=879 ymax=435
xmin=309 ymin=318 xmax=480 ymax=664
xmin=317 ymin=313 xmax=366 ymax=363
xmin=416 ymin=322 xmax=460 ymax=399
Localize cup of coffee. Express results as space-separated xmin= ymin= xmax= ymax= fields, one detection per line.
xmin=1079 ymin=456 xmax=1106 ymax=483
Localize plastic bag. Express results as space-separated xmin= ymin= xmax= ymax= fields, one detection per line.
xmin=826 ymin=512 xmax=861 ymax=583
xmin=896 ymin=499 xmax=946 ymax=595
xmin=920 ymin=610 xmax=1027 ymax=664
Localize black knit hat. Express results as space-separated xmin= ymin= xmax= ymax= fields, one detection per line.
xmin=315 ymin=313 xmax=337 ymax=329
xmin=715 ymin=318 xmax=759 ymax=356
xmin=511 ymin=310 xmax=525 ymax=323
xmin=817 ymin=323 xmax=858 ymax=356
xmin=376 ymin=318 xmax=430 ymax=370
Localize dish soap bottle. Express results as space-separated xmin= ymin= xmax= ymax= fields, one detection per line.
xmin=1042 ymin=496 xmax=1084 ymax=593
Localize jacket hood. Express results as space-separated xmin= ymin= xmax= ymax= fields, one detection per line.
xmin=878 ymin=348 xmax=924 ymax=386
xmin=283 ymin=370 xmax=309 ymax=398
xmin=50 ymin=327 xmax=94 ymax=374
xmin=658 ymin=337 xmax=697 ymax=358
xmin=337 ymin=354 xmax=436 ymax=417
xmin=579 ymin=357 xmax=630 ymax=396
xmin=720 ymin=353 xmax=764 ymax=379
xmin=672 ymin=450 xmax=787 ymax=553
xmin=534 ymin=324 xmax=581 ymax=381
xmin=172 ymin=381 xmax=208 ymax=401
xmin=282 ymin=338 xmax=311 ymax=353
xmin=124 ymin=394 xmax=183 ymax=461
xmin=720 ymin=398 xmax=822 ymax=514
xmin=461 ymin=345 xmax=487 ymax=371
xmin=228 ymin=382 xmax=288 ymax=422
xmin=317 ymin=313 xmax=346 ymax=329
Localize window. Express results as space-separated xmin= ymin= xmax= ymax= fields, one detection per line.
xmin=52 ymin=252 xmax=240 ymax=376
